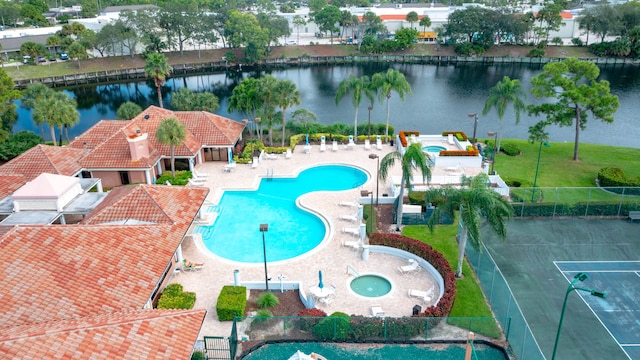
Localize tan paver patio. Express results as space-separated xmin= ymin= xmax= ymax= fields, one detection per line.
xmin=171 ymin=143 xmax=472 ymax=339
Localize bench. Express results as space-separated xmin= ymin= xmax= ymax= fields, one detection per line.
xmin=629 ymin=211 xmax=640 ymax=222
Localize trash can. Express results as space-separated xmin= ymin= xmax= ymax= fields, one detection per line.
xmin=412 ymin=305 xmax=422 ymax=315
xmin=390 ymin=139 xmax=395 ymax=146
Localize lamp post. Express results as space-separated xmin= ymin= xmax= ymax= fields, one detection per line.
xmin=360 ymin=189 xmax=374 ymax=232
xmin=367 ymin=105 xmax=373 ymax=138
xmin=369 ymin=153 xmax=380 ymax=206
xmin=487 ymin=131 xmax=498 ymax=175
xmin=551 ymin=272 xmax=606 ymax=360
xmin=468 ymin=113 xmax=479 ymax=143
xmin=531 ymin=141 xmax=551 ymax=202
xmin=259 ymin=224 xmax=269 ymax=291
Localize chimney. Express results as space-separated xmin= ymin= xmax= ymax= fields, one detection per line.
xmin=127 ymin=131 xmax=150 ymax=161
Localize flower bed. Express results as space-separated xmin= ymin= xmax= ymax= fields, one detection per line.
xmin=399 ymin=131 xmax=420 ymax=147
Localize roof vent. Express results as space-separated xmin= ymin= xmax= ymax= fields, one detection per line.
xmin=144 ymin=114 xmax=150 ymax=120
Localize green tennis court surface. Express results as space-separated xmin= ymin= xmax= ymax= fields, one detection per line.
xmin=483 ymin=219 xmax=640 ymax=360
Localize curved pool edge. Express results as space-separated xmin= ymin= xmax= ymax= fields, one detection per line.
xmin=345 ymin=272 xmax=396 ymax=300
xmin=193 ymin=162 xmax=372 ymax=265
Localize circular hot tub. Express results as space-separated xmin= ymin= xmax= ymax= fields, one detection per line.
xmin=422 ymin=145 xmax=447 ymax=153
xmin=349 ymin=274 xmax=392 ymax=298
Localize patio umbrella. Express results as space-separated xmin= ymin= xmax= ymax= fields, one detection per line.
xmin=228 ymin=147 xmax=233 ymax=164
xmin=318 ymin=270 xmax=324 ymax=289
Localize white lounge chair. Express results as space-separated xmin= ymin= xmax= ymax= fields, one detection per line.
xmin=332 ymin=141 xmax=338 ymax=152
xmin=398 ymin=259 xmax=421 ymax=274
xmin=318 ymin=293 xmax=335 ymax=306
xmin=265 ymin=152 xmax=279 ymax=160
xmin=285 ymin=148 xmax=292 ymax=159
xmin=340 ymin=213 xmax=359 ymax=222
xmin=320 ymin=136 xmax=326 ymax=152
xmin=182 ymin=259 xmax=204 ymax=271
xmin=347 ymin=135 xmax=356 ymax=150
xmin=339 ymin=199 xmax=359 ymax=207
xmin=193 ymin=169 xmax=209 ymax=178
xmin=448 ymin=133 xmax=455 ymax=145
xmin=364 ymin=139 xmax=371 ymax=150
xmin=165 ymin=181 xmax=172 ymax=186
xmin=409 ymin=287 xmax=434 ymax=302
xmin=370 ymin=305 xmax=385 ymax=317
xmin=252 ymin=157 xmax=259 ymax=168
xmin=224 ymin=163 xmax=237 ymax=172
xmin=376 ymin=136 xmax=383 ymax=150
xmin=304 ymin=144 xmax=311 ymax=154
xmin=343 ymin=227 xmax=360 ymax=237
xmin=342 ymin=238 xmax=361 ymax=250
xmin=187 ymin=178 xmax=206 ymax=186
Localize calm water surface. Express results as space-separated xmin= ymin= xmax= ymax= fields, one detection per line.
xmin=13 ymin=63 xmax=640 ymax=148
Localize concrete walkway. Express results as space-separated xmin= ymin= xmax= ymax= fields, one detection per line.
xmin=171 ymin=143 xmax=463 ymax=339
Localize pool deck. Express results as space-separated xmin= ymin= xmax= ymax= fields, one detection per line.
xmin=173 ymin=142 xmax=483 ymax=339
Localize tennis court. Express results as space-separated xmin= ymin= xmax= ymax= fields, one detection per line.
xmin=482 ymin=219 xmax=640 ymax=360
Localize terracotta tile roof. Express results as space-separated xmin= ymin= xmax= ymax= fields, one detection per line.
xmin=67 ymin=106 xmax=243 ymax=170
xmin=68 ymin=120 xmax=130 ymax=150
xmin=0 ymin=174 xmax=26 ymax=199
xmin=177 ymin=111 xmax=246 ymax=147
xmin=0 ymin=309 xmax=206 ymax=359
xmin=81 ymin=184 xmax=208 ymax=226
xmin=0 ymin=145 xmax=84 ymax=182
xmin=0 ymin=184 xmax=209 ymax=358
xmin=0 ymin=225 xmax=183 ymax=326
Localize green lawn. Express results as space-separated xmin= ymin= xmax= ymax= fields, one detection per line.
xmin=490 ymin=139 xmax=640 ymax=188
xmin=402 ymin=222 xmax=503 ymax=339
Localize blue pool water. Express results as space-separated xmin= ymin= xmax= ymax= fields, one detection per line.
xmin=197 ymin=165 xmax=368 ymax=263
xmin=422 ymin=145 xmax=447 ymax=153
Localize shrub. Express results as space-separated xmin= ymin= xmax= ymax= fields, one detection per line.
xmin=500 ymin=143 xmax=521 ymax=156
xmin=571 ymin=37 xmax=583 ymax=46
xmin=256 ymin=292 xmax=279 ymax=309
xmin=312 ymin=312 xmax=351 ymax=340
xmin=157 ymin=170 xmax=192 ymax=186
xmin=528 ymin=48 xmax=545 ymax=57
xmin=157 ymin=283 xmax=196 ymax=309
xmin=598 ymin=167 xmax=640 ymax=187
xmin=216 ymin=286 xmax=246 ymax=321
xmin=253 ymin=309 xmax=273 ymax=324
xmin=442 ymin=131 xmax=468 ymax=141
xmin=297 ymin=308 xmax=327 ymax=332
xmin=191 ymin=351 xmax=204 ymax=360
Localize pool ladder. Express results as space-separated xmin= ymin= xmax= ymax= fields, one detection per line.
xmin=266 ymin=167 xmax=274 ymax=180
xmin=346 ymin=264 xmax=360 ymax=277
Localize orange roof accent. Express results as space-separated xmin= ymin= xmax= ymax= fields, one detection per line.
xmin=0 ymin=174 xmax=26 ymax=199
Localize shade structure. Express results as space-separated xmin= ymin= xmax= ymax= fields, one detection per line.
xmin=318 ymin=270 xmax=324 ymax=289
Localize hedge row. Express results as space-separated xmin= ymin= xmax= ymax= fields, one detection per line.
xmin=442 ymin=131 xmax=468 ymax=141
xmin=216 ymin=285 xmax=247 ymax=321
xmin=399 ymin=131 xmax=420 ymax=147
xmin=598 ymin=167 xmax=640 ymax=194
xmin=157 ymin=283 xmax=196 ymax=309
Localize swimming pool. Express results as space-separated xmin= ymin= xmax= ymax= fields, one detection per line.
xmin=196 ymin=165 xmax=367 ymax=263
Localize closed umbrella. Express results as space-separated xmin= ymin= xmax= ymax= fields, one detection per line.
xmin=228 ymin=147 xmax=233 ymax=164
xmin=318 ymin=270 xmax=324 ymax=289
xmin=305 ymin=134 xmax=309 ymax=146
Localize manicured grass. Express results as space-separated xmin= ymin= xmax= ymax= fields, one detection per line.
xmin=489 ymin=139 xmax=640 ymax=188
xmin=402 ymin=222 xmax=503 ymax=339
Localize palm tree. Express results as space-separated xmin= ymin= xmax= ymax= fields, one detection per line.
xmin=228 ymin=77 xmax=261 ymax=137
xmin=406 ymin=11 xmax=418 ymax=29
xmin=335 ymin=75 xmax=374 ymax=138
xmin=425 ymin=174 xmax=513 ymax=277
xmin=379 ymin=142 xmax=432 ymax=231
xmin=372 ymin=69 xmax=412 ymax=142
xmin=156 ymin=117 xmax=186 ymax=178
xmin=275 ymin=79 xmax=301 ymax=147
xmin=21 ymin=83 xmax=53 ymax=140
xmin=256 ymin=75 xmax=279 ymax=145
xmin=144 ymin=52 xmax=171 ymax=108
xmin=482 ymin=76 xmax=526 ymax=153
xmin=32 ymin=91 xmax=79 ymax=146
xmin=419 ymin=16 xmax=432 ymax=35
